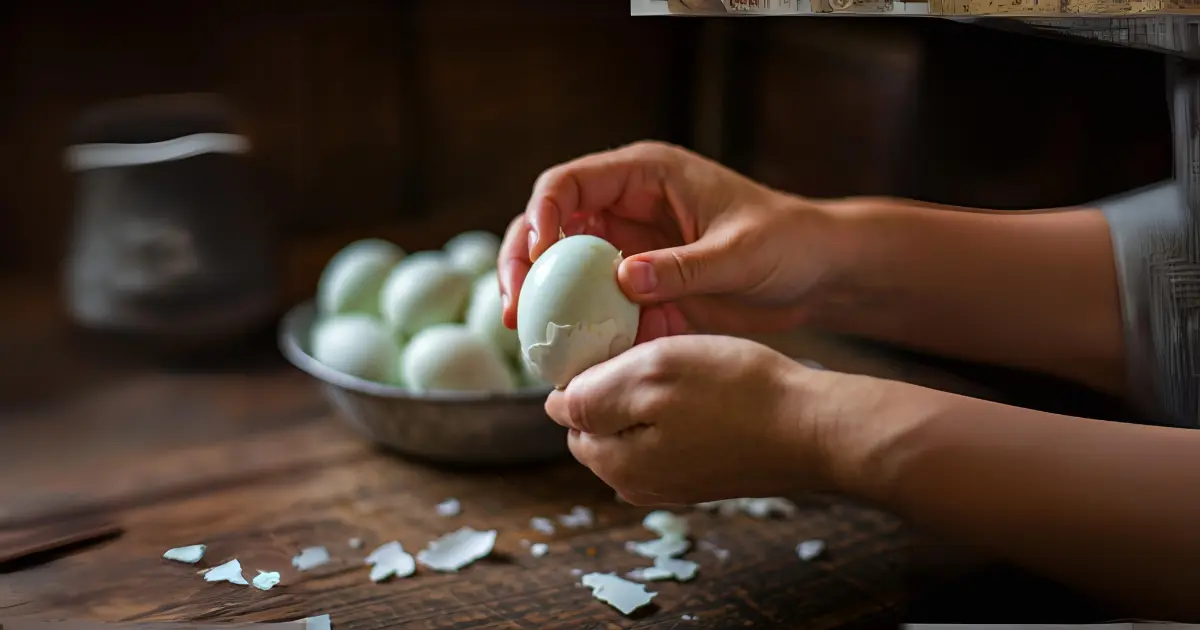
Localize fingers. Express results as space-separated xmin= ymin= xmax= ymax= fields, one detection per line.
xmin=544 ymin=352 xmax=643 ymax=436
xmin=617 ymin=236 xmax=747 ymax=305
xmin=634 ymin=303 xmax=690 ymax=344
xmin=497 ymin=215 xmax=532 ymax=329
xmin=525 ymin=141 xmax=675 ymax=262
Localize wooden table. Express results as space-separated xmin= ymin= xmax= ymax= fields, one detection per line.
xmin=0 ymin=280 xmax=1120 ymax=629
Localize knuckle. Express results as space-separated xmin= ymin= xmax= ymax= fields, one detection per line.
xmin=625 ymin=140 xmax=676 ymax=158
xmin=565 ymin=390 xmax=595 ymax=434
xmin=630 ymin=388 xmax=671 ymax=420
xmin=502 ymin=215 xmax=528 ymax=248
xmin=668 ymin=247 xmax=702 ymax=291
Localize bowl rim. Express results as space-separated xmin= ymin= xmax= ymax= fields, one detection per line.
xmin=278 ymin=299 xmax=554 ymax=402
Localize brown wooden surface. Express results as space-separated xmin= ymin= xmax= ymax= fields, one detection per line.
xmin=0 ymin=279 xmax=1007 ymax=630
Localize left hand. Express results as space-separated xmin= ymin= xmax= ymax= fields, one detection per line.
xmin=544 ymin=334 xmax=833 ymax=505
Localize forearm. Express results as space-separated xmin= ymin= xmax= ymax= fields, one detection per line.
xmin=807 ymin=196 xmax=1126 ymax=395
xmin=823 ymin=375 xmax=1200 ymax=619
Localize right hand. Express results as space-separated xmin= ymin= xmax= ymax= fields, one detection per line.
xmin=498 ymin=141 xmax=847 ymax=342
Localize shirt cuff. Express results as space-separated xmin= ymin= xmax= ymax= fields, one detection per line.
xmin=1098 ymin=179 xmax=1193 ymax=427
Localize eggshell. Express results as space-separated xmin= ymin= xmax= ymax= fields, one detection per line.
xmin=379 ymin=253 xmax=473 ymax=338
xmin=316 ymin=239 xmax=405 ymax=316
xmin=310 ymin=314 xmax=401 ymax=383
xmin=465 ymin=273 xmax=520 ymax=359
xmin=444 ymin=230 xmax=501 ymax=278
xmin=516 ymin=234 xmax=640 ymax=389
xmin=401 ymin=324 xmax=517 ymax=392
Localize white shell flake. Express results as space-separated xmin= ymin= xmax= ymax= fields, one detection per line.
xmin=627 ymin=557 xmax=700 ymax=583
xmin=642 ymin=510 xmax=689 ymax=538
xmin=348 ymin=538 xmax=364 ymax=549
xmin=365 ymin=541 xmax=417 ymax=582
xmin=291 ymin=546 xmax=331 ymax=571
xmin=163 ymin=544 xmax=206 ymax=564
xmin=558 ymin=505 xmax=594 ymax=529
xmin=204 ymin=559 xmax=248 ymax=585
xmin=797 ymin=539 xmax=826 ymax=561
xmin=530 ymin=516 xmax=556 ymax=535
xmin=695 ymin=497 xmax=798 ymax=519
xmin=525 ymin=320 xmax=633 ymax=390
xmin=698 ymin=539 xmax=731 ymax=562
xmin=626 ymin=533 xmax=690 ymax=560
xmin=252 ymin=570 xmax=281 ymax=591
xmin=530 ymin=543 xmax=549 ymax=558
xmin=580 ymin=572 xmax=657 ymax=616
xmin=417 ymin=527 xmax=497 ymax=572
xmin=436 ymin=498 xmax=462 ymax=517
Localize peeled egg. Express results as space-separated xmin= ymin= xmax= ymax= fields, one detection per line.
xmin=517 ymin=234 xmax=641 ymax=389
xmin=401 ymin=324 xmax=517 ymax=392
xmin=465 ymin=273 xmax=520 ymax=359
xmin=317 ymin=239 xmax=405 ymax=316
xmin=444 ymin=231 xmax=501 ymax=277
xmin=517 ymin=354 xmax=551 ymax=389
xmin=379 ymin=253 xmax=473 ymax=338
xmin=310 ymin=314 xmax=401 ymax=383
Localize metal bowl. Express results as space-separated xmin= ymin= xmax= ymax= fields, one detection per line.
xmin=278 ymin=300 xmax=566 ymax=466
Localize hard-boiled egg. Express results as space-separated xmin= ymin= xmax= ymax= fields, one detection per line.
xmin=516 ymin=234 xmax=640 ymax=389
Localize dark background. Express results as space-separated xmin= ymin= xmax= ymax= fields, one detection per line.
xmin=0 ymin=0 xmax=1173 ymax=305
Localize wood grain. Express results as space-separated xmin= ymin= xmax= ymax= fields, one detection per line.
xmin=0 ymin=279 xmax=998 ymax=630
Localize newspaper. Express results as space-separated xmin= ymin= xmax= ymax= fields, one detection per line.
xmin=663 ymin=0 xmax=1200 ymax=57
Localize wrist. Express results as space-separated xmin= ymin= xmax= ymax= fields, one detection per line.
xmin=784 ymin=195 xmax=906 ymax=330
xmin=795 ymin=368 xmax=954 ymax=505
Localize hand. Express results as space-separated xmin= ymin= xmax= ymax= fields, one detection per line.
xmin=544 ymin=334 xmax=836 ymax=505
xmin=498 ymin=141 xmax=848 ymax=343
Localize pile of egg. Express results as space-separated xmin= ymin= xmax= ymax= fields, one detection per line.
xmin=310 ymin=231 xmax=545 ymax=393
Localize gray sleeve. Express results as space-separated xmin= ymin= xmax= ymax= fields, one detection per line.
xmin=1098 ymin=56 xmax=1200 ymax=429
xmin=1098 ymin=181 xmax=1194 ymax=427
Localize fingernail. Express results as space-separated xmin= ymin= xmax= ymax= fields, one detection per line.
xmin=527 ymin=229 xmax=538 ymax=259
xmin=625 ymin=261 xmax=658 ymax=294
xmin=502 ymin=292 xmax=511 ymax=311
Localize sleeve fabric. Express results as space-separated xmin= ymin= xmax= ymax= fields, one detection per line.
xmin=1100 ymin=58 xmax=1200 ymax=428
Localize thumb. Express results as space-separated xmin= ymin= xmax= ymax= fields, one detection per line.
xmin=618 ymin=240 xmax=743 ymax=303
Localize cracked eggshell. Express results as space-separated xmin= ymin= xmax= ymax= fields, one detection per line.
xmin=317 ymin=239 xmax=405 ymax=316
xmin=465 ymin=273 xmax=520 ymax=360
xmin=379 ymin=253 xmax=473 ymax=338
xmin=310 ymin=314 xmax=402 ymax=384
xmin=517 ymin=234 xmax=640 ymax=389
xmin=401 ymin=324 xmax=517 ymax=393
xmin=444 ymin=230 xmax=502 ymax=278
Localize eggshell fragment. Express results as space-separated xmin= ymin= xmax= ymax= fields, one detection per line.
xmin=310 ymin=315 xmax=401 ymax=383
xmin=444 ymin=230 xmax=501 ymax=277
xmin=163 ymin=544 xmax=206 ymax=564
xmin=517 ymin=235 xmax=640 ymax=389
xmin=204 ymin=559 xmax=248 ymax=585
xmin=416 ymin=527 xmax=497 ymax=572
xmin=580 ymin=573 xmax=656 ymax=616
xmin=465 ymin=273 xmax=520 ymax=359
xmin=317 ymin=239 xmax=405 ymax=316
xmin=365 ymin=541 xmax=416 ymax=582
xmin=401 ymin=324 xmax=517 ymax=393
xmin=379 ymin=253 xmax=473 ymax=338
